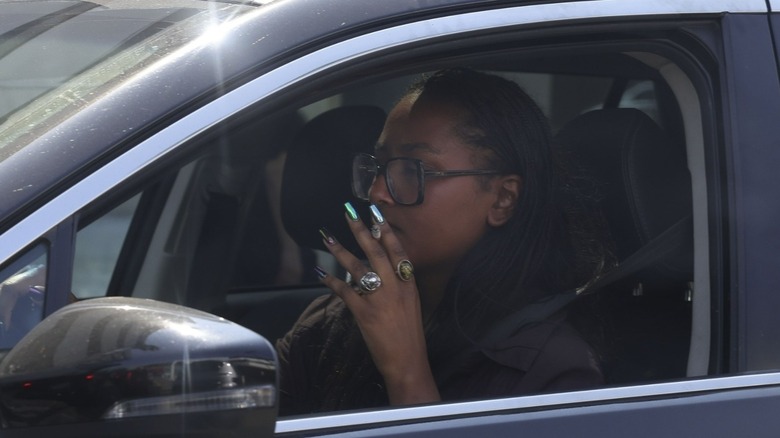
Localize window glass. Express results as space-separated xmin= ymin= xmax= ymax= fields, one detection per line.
xmin=0 ymin=244 xmax=47 ymax=350
xmin=72 ymin=195 xmax=140 ymax=299
xmin=0 ymin=3 xmax=257 ymax=160
xmin=618 ymin=79 xmax=660 ymax=124
xmin=62 ymin=46 xmax=693 ymax=417
xmin=264 ymin=58 xmax=697 ymax=418
xmin=497 ymin=72 xmax=614 ymax=130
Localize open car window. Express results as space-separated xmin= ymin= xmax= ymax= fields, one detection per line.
xmin=65 ymin=43 xmax=702 ymax=404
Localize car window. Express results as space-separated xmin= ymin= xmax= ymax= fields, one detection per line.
xmin=69 ymin=119 xmax=331 ymax=306
xmin=0 ymin=3 xmax=256 ymax=161
xmin=18 ymin=3 xmax=724 ymax=426
xmin=500 ymin=72 xmax=613 ymax=130
xmin=65 ymin=48 xmax=691 ymax=378
xmin=0 ymin=243 xmax=47 ymax=351
xmin=619 ymin=80 xmax=659 ymax=123
xmin=72 ymin=194 xmax=140 ymax=299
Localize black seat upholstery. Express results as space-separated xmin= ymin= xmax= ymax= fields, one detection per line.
xmin=281 ymin=105 xmax=387 ymax=259
xmin=556 ymin=108 xmax=693 ymax=384
xmin=229 ymin=106 xmax=385 ymax=343
xmin=557 ymin=108 xmax=692 ymax=285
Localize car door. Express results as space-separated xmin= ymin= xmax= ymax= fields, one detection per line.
xmin=1 ymin=0 xmax=780 ymax=436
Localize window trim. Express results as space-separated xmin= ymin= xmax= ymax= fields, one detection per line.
xmin=276 ymin=372 xmax=780 ymax=434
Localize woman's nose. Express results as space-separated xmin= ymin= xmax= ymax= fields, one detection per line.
xmin=368 ymin=173 xmax=394 ymax=205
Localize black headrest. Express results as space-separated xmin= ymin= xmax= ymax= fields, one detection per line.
xmin=281 ymin=106 xmax=386 ymax=255
xmin=556 ymin=108 xmax=692 ymax=284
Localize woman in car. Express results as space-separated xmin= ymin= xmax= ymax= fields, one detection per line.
xmin=277 ymin=68 xmax=611 ymax=414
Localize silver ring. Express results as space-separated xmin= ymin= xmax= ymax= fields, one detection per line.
xmin=370 ymin=224 xmax=381 ymax=239
xmin=359 ymin=271 xmax=382 ymax=294
xmin=396 ymin=259 xmax=414 ymax=282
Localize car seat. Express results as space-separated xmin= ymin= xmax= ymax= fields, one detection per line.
xmin=281 ymin=105 xmax=386 ymax=257
xmin=556 ymin=108 xmax=694 ymax=384
xmin=216 ymin=105 xmax=385 ymax=342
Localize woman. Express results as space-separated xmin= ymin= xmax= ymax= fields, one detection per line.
xmin=277 ymin=68 xmax=610 ymax=414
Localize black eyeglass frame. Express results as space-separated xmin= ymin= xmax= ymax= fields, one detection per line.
xmin=351 ymin=153 xmax=501 ymax=206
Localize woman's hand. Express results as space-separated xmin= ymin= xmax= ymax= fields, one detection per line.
xmin=316 ymin=202 xmax=441 ymax=406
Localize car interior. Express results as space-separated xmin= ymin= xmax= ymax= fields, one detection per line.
xmin=1 ymin=37 xmax=711 ymax=411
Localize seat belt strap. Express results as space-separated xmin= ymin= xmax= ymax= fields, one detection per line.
xmin=435 ymin=215 xmax=693 ymax=383
xmin=481 ymin=214 xmax=693 ymax=346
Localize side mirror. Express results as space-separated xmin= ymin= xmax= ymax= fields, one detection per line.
xmin=0 ymin=297 xmax=277 ymax=437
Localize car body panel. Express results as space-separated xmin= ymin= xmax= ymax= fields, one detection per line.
xmin=718 ymin=14 xmax=780 ymax=372
xmin=276 ymin=373 xmax=780 ymax=436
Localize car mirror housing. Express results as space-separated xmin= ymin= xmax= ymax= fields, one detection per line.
xmin=0 ymin=297 xmax=277 ymax=437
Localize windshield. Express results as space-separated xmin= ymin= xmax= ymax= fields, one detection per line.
xmin=0 ymin=0 xmax=258 ymax=161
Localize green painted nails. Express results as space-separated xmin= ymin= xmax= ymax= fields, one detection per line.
xmin=344 ymin=202 xmax=359 ymax=221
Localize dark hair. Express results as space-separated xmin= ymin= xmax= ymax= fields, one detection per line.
xmin=409 ymin=69 xmax=612 ymax=358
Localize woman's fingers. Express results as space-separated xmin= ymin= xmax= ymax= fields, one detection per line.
xmin=316 ymin=203 xmax=429 ymax=390
xmin=365 ymin=204 xmax=415 ymax=284
xmin=317 ymin=226 xmax=368 ymax=290
xmin=316 ymin=202 xmax=415 ymax=304
xmin=317 ymin=223 xmax=385 ymax=306
xmin=344 ymin=203 xmax=412 ymax=285
xmin=314 ymin=265 xmax=359 ymax=304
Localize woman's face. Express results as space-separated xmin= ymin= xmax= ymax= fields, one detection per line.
xmin=370 ymin=95 xmax=499 ymax=277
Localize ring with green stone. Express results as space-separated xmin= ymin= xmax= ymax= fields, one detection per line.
xmin=396 ymin=260 xmax=414 ymax=282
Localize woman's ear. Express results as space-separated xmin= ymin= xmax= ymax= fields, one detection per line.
xmin=487 ymin=175 xmax=522 ymax=227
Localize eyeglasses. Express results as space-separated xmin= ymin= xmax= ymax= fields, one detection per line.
xmin=351 ymin=153 xmax=501 ymax=206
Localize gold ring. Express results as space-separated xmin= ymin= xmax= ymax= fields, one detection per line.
xmin=396 ymin=260 xmax=414 ymax=282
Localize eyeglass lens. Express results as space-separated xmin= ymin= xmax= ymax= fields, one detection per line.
xmin=352 ymin=154 xmax=378 ymax=200
xmin=351 ymin=154 xmax=422 ymax=205
xmin=386 ymin=159 xmax=421 ymax=205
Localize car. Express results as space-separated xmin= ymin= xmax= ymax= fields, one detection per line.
xmin=0 ymin=0 xmax=780 ymax=436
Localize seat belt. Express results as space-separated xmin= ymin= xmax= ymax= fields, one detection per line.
xmin=487 ymin=214 xmax=692 ymax=343
xmin=581 ymin=214 xmax=693 ymax=297
xmin=435 ymin=214 xmax=692 ymax=382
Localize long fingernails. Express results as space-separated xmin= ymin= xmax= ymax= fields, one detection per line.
xmin=369 ymin=204 xmax=384 ymax=224
xmin=314 ymin=266 xmax=328 ymax=279
xmin=319 ymin=227 xmax=337 ymax=245
xmin=344 ymin=202 xmax=359 ymax=221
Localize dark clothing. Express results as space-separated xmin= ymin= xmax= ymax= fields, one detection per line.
xmin=276 ymin=293 xmax=603 ymax=416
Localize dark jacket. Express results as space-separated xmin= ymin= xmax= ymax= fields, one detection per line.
xmin=276 ymin=293 xmax=603 ymax=416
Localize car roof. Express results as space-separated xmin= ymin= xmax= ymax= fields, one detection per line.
xmin=0 ymin=0 xmax=765 ymax=231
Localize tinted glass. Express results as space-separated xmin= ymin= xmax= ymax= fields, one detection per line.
xmin=0 ymin=1 xmax=256 ymax=161
xmin=0 ymin=243 xmax=47 ymax=350
xmin=72 ymin=194 xmax=140 ymax=299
